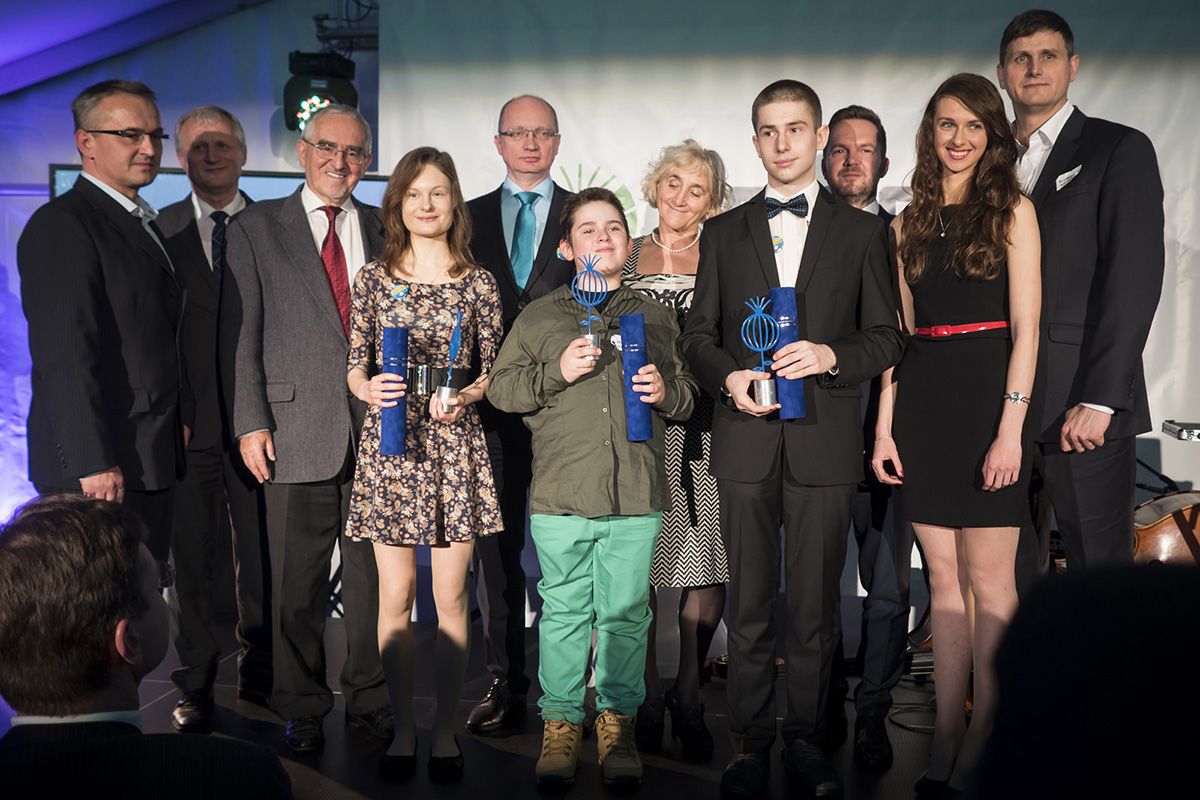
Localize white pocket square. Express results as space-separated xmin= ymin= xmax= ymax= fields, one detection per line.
xmin=1055 ymin=165 xmax=1082 ymax=191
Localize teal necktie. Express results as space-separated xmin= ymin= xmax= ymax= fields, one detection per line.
xmin=510 ymin=191 xmax=538 ymax=291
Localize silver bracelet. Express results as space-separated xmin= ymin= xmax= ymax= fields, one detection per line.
xmin=1001 ymin=391 xmax=1030 ymax=405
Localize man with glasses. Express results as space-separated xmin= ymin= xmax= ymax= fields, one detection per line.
xmin=17 ymin=79 xmax=191 ymax=563
xmin=157 ymin=105 xmax=271 ymax=734
xmin=464 ymin=95 xmax=574 ymax=734
xmin=219 ymin=104 xmax=390 ymax=753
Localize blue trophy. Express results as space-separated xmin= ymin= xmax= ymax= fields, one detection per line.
xmin=380 ymin=326 xmax=408 ymax=455
xmin=619 ymin=313 xmax=652 ymax=442
xmin=437 ymin=310 xmax=464 ymax=413
xmin=571 ymin=252 xmax=609 ymax=361
xmin=741 ymin=296 xmax=780 ymax=406
xmin=769 ymin=286 xmax=807 ymax=419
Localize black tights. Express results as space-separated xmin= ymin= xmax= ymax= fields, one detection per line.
xmin=644 ymin=583 xmax=726 ymax=706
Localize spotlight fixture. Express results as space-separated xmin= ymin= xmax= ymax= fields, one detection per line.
xmin=283 ymin=50 xmax=358 ymax=131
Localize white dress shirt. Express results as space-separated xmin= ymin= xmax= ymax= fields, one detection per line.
xmin=300 ymin=184 xmax=367 ymax=292
xmin=190 ymin=192 xmax=247 ymax=269
xmin=11 ymin=709 xmax=143 ymax=732
xmin=765 ymin=180 xmax=819 ymax=289
xmin=79 ymin=171 xmax=172 ymax=268
xmin=1016 ymin=101 xmax=1076 ymax=196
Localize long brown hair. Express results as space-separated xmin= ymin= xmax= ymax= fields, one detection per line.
xmin=380 ymin=146 xmax=474 ymax=279
xmin=898 ymin=73 xmax=1020 ymax=283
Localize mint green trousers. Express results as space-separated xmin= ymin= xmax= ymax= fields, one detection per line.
xmin=529 ymin=513 xmax=662 ymax=723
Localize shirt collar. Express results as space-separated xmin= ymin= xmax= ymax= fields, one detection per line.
xmin=863 ymin=199 xmax=882 ymax=216
xmin=501 ymin=176 xmax=553 ymax=203
xmin=302 ymin=183 xmax=357 ymax=217
xmin=80 ymin=171 xmax=158 ymax=219
xmin=1017 ymin=101 xmax=1076 ymax=150
xmin=765 ymin=179 xmax=819 ymax=208
xmin=191 ymin=191 xmax=247 ymax=221
xmin=12 ymin=709 xmax=143 ymax=732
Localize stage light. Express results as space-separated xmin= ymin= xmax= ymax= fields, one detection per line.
xmin=284 ymin=50 xmax=358 ymax=131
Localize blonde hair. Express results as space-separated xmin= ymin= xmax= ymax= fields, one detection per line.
xmin=641 ymin=139 xmax=731 ymax=221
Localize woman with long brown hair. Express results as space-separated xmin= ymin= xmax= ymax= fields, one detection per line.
xmin=871 ymin=73 xmax=1040 ymax=797
xmin=345 ymin=146 xmax=503 ymax=782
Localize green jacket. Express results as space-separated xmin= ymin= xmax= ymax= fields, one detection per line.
xmin=489 ymin=284 xmax=696 ymax=518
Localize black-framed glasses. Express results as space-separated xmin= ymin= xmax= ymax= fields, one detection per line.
xmin=300 ymin=138 xmax=368 ymax=165
xmin=498 ymin=127 xmax=559 ymax=142
xmin=84 ymin=128 xmax=169 ymax=145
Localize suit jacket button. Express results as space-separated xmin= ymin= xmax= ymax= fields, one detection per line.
xmin=517 ymin=301 xmax=526 ymax=310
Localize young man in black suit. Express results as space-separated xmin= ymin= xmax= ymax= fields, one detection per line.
xmin=0 ymin=495 xmax=291 ymax=799
xmin=998 ymin=9 xmax=1164 ymax=574
xmin=16 ymin=79 xmax=192 ymax=561
xmin=821 ymin=104 xmax=912 ymax=773
xmin=680 ymin=80 xmax=903 ymax=798
xmin=158 ymin=105 xmax=271 ymax=733
xmin=464 ymin=95 xmax=573 ymax=732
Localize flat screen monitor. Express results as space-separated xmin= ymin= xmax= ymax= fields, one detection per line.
xmin=49 ymin=165 xmax=389 ymax=208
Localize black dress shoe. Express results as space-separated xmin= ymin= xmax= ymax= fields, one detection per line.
xmin=853 ymin=715 xmax=894 ymax=772
xmin=635 ymin=693 xmax=665 ymax=753
xmin=665 ymin=688 xmax=714 ymax=762
xmin=428 ymin=736 xmax=464 ymax=783
xmin=346 ymin=705 xmax=394 ymax=740
xmin=285 ymin=716 xmax=324 ymax=752
xmin=914 ymin=774 xmax=949 ymax=800
xmin=171 ymin=690 xmax=213 ymax=733
xmin=782 ymin=738 xmax=843 ymax=798
xmin=466 ymin=676 xmax=526 ymax=733
xmin=721 ymin=752 xmax=770 ymax=797
xmin=379 ymin=741 xmax=417 ymax=781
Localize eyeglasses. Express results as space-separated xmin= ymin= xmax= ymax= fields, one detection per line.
xmin=301 ymin=138 xmax=368 ymax=165
xmin=498 ymin=128 xmax=560 ymax=142
xmin=84 ymin=129 xmax=169 ymax=145
xmin=154 ymin=560 xmax=175 ymax=591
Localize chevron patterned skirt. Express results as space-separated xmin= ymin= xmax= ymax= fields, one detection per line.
xmin=649 ymin=392 xmax=728 ymax=587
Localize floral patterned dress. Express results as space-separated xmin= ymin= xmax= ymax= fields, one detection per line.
xmin=345 ymin=261 xmax=503 ymax=545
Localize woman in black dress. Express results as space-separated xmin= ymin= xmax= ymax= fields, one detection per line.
xmin=871 ymin=73 xmax=1040 ymax=796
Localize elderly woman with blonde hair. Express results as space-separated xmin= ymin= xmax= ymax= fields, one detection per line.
xmin=623 ymin=139 xmax=731 ymax=761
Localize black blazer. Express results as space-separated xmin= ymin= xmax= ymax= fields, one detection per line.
xmin=17 ymin=176 xmax=192 ymax=491
xmin=159 ymin=192 xmax=253 ymax=453
xmin=680 ymin=187 xmax=904 ymax=485
xmin=0 ymin=720 xmax=292 ymax=798
xmin=467 ymin=182 xmax=574 ymax=430
xmin=1028 ymin=108 xmax=1164 ymax=442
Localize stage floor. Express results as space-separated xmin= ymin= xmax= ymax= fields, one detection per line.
xmin=127 ymin=613 xmax=939 ymax=800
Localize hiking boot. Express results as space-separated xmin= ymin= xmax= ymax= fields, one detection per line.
xmin=595 ymin=709 xmax=642 ymax=786
xmin=535 ymin=718 xmax=583 ymax=786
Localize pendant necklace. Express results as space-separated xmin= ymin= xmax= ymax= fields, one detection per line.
xmin=937 ymin=210 xmax=948 ymax=238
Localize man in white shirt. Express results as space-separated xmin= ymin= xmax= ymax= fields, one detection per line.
xmin=998 ymin=9 xmax=1164 ymax=573
xmin=219 ymin=105 xmax=390 ymax=752
xmin=158 ymin=106 xmax=271 ymax=733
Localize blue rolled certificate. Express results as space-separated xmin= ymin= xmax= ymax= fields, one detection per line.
xmin=380 ymin=326 xmax=408 ymax=455
xmin=620 ymin=313 xmax=653 ymax=443
xmin=769 ymin=286 xmax=807 ymax=420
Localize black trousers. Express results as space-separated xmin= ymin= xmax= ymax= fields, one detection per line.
xmin=473 ymin=416 xmax=532 ymax=694
xmin=35 ymin=482 xmax=174 ymax=561
xmin=169 ymin=442 xmax=271 ymax=695
xmin=719 ymin=445 xmax=855 ymax=753
xmin=830 ymin=482 xmax=915 ymax=720
xmin=262 ymin=447 xmax=388 ymax=720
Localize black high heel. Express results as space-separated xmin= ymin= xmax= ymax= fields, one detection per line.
xmin=914 ymin=774 xmax=949 ymax=799
xmin=665 ymin=687 xmax=714 ymax=762
xmin=635 ymin=694 xmax=665 ymax=753
xmin=379 ymin=740 xmax=417 ymax=781
xmin=428 ymin=736 xmax=464 ymax=783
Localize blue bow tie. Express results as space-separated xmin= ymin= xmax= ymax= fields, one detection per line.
xmin=764 ymin=194 xmax=809 ymax=219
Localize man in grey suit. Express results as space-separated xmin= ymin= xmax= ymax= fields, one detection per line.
xmin=219 ymin=105 xmax=390 ymax=753
xmin=159 ymin=105 xmax=270 ymax=733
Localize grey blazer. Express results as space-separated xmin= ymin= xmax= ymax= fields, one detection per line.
xmin=218 ymin=186 xmax=385 ymax=484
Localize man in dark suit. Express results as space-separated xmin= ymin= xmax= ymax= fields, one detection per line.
xmin=219 ymin=105 xmax=390 ymax=752
xmin=464 ymin=95 xmax=573 ymax=733
xmin=680 ymin=80 xmax=903 ymax=798
xmin=0 ymin=495 xmax=291 ymax=799
xmin=158 ymin=105 xmax=271 ymax=733
xmin=821 ymin=104 xmax=912 ymax=774
xmin=16 ymin=79 xmax=192 ymax=561
xmin=998 ymin=10 xmax=1164 ymax=576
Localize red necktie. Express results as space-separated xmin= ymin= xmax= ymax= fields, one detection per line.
xmin=320 ymin=205 xmax=351 ymax=337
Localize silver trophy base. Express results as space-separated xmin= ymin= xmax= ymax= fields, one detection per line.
xmin=437 ymin=385 xmax=458 ymax=414
xmin=753 ymin=378 xmax=777 ymax=407
xmin=583 ymin=333 xmax=602 ymax=361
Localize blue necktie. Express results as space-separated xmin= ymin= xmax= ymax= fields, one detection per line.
xmin=210 ymin=210 xmax=229 ymax=288
xmin=510 ymin=191 xmax=538 ymax=291
xmin=764 ymin=194 xmax=809 ymax=219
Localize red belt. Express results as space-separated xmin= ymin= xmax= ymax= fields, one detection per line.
xmin=914 ymin=321 xmax=1009 ymax=337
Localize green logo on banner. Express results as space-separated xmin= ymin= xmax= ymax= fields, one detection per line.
xmin=558 ymin=164 xmax=638 ymax=234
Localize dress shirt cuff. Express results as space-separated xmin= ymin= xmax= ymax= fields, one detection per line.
xmin=1080 ymin=402 xmax=1115 ymax=415
xmin=238 ymin=428 xmax=271 ymax=438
